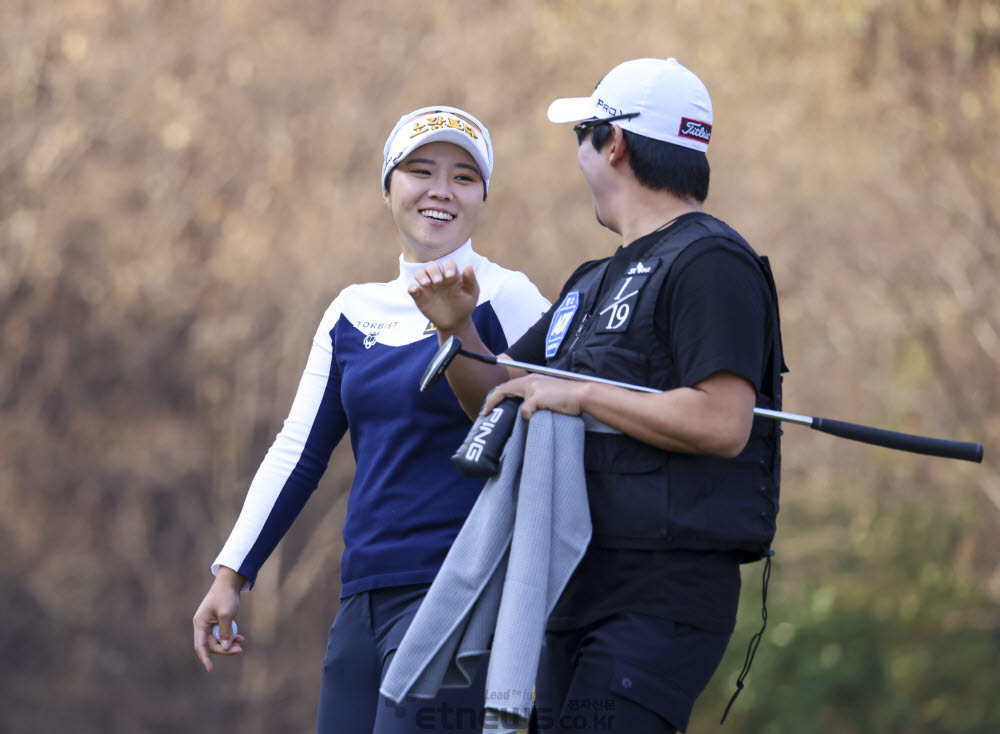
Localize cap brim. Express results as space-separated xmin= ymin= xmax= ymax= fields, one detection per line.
xmin=389 ymin=128 xmax=491 ymax=184
xmin=424 ymin=130 xmax=491 ymax=183
xmin=547 ymin=96 xmax=595 ymax=124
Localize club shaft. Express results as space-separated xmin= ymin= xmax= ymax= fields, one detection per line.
xmin=488 ymin=352 xmax=661 ymax=393
xmin=496 ymin=356 xmax=816 ymax=424
xmin=473 ymin=351 xmax=983 ymax=463
xmin=753 ymin=407 xmax=813 ymax=426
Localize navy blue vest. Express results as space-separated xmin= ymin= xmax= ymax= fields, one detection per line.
xmin=548 ymin=215 xmax=786 ymax=562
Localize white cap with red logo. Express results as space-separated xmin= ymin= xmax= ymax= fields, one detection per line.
xmin=547 ymin=58 xmax=713 ymax=152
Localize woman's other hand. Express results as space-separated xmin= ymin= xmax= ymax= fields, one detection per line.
xmin=192 ymin=566 xmax=248 ymax=672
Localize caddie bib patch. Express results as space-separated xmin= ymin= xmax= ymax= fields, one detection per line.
xmin=545 ymin=290 xmax=580 ymax=358
xmin=596 ymin=259 xmax=659 ymax=334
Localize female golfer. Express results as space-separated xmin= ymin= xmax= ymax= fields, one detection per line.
xmin=192 ymin=106 xmax=549 ymax=733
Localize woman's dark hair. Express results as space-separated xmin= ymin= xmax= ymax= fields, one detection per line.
xmin=590 ymin=125 xmax=709 ymax=202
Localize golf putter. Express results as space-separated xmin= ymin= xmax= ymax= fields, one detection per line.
xmin=422 ymin=336 xmax=984 ymax=467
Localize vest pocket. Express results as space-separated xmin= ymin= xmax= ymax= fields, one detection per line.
xmin=583 ymin=434 xmax=671 ymax=548
xmin=666 ymin=452 xmax=777 ymax=559
xmin=566 ymin=345 xmax=651 ymax=387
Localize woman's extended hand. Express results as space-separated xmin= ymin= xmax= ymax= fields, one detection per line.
xmin=408 ymin=259 xmax=479 ymax=334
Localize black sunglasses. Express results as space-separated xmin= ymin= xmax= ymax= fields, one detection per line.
xmin=573 ymin=112 xmax=640 ymax=144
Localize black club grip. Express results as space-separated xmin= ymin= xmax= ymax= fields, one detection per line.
xmin=812 ymin=417 xmax=984 ymax=463
xmin=451 ymin=397 xmax=523 ymax=478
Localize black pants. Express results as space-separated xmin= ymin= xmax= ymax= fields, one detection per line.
xmin=316 ymin=584 xmax=488 ymax=734
xmin=530 ymin=612 xmax=731 ymax=733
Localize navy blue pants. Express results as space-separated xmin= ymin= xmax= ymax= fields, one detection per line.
xmin=316 ymin=584 xmax=488 ymax=734
xmin=530 ymin=613 xmax=731 ymax=733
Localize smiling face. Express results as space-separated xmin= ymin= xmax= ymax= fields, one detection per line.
xmin=384 ymin=141 xmax=486 ymax=263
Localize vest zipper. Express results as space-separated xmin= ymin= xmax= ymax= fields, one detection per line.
xmin=563 ymin=313 xmax=593 ymax=356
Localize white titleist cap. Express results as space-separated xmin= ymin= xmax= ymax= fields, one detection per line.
xmin=382 ymin=106 xmax=494 ymax=192
xmin=547 ymin=58 xmax=713 ymax=152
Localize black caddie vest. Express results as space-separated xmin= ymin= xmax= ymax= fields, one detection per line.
xmin=548 ymin=214 xmax=786 ymax=562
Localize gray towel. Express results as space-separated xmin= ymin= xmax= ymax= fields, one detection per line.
xmin=380 ymin=410 xmax=592 ymax=733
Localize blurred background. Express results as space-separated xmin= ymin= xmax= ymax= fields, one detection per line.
xmin=1 ymin=1 xmax=998 ymax=732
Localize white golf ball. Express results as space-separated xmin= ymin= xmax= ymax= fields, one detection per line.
xmin=211 ymin=620 xmax=238 ymax=642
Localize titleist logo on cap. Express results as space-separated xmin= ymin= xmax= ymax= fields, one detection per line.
xmin=678 ymin=117 xmax=712 ymax=143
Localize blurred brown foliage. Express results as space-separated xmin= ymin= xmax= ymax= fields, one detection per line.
xmin=1 ymin=1 xmax=998 ymax=732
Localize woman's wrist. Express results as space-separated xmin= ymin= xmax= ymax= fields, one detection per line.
xmin=437 ymin=317 xmax=477 ymax=343
xmin=215 ymin=565 xmax=248 ymax=592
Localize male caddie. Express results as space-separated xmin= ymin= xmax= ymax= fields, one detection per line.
xmin=409 ymin=58 xmax=786 ymax=733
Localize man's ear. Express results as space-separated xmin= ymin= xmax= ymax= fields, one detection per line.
xmin=382 ymin=188 xmax=391 ymax=207
xmin=607 ymin=124 xmax=629 ymax=166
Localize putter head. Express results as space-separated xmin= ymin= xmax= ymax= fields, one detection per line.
xmin=420 ymin=335 xmax=463 ymax=392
